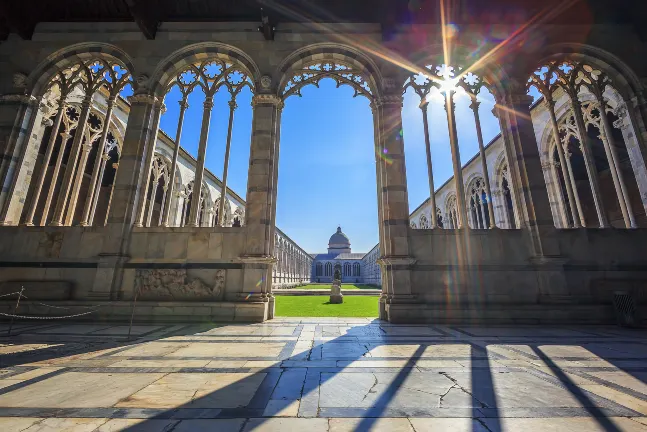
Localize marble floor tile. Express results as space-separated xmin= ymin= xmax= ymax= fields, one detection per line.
xmin=0 ymin=372 xmax=165 ymax=408
xmin=167 ymin=342 xmax=285 ymax=358
xmin=116 ymin=372 xmax=266 ymax=409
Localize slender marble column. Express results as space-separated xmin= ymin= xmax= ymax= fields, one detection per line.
xmin=145 ymin=176 xmax=159 ymax=227
xmin=65 ymin=140 xmax=93 ymax=226
xmin=50 ymin=95 xmax=93 ymax=226
xmin=162 ymin=98 xmax=188 ymax=226
xmin=88 ymin=154 xmax=110 ymax=225
xmin=157 ymin=185 xmax=168 ymax=227
xmin=24 ymin=98 xmax=66 ymax=226
xmin=188 ymin=97 xmax=214 ymax=227
xmin=80 ymin=96 xmax=115 ymax=226
xmin=571 ymin=99 xmax=607 ymax=227
xmin=41 ymin=132 xmax=71 ymax=225
xmin=419 ymin=99 xmax=437 ymax=228
xmin=444 ymin=90 xmax=467 ymax=228
xmin=597 ymin=97 xmax=636 ymax=228
xmin=563 ymin=148 xmax=586 ymax=227
xmin=470 ymin=97 xmax=496 ymax=228
xmin=134 ymin=101 xmax=164 ymax=227
xmin=218 ymin=99 xmax=238 ymax=226
xmin=546 ymin=98 xmax=580 ymax=228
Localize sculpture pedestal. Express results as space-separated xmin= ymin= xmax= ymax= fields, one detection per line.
xmin=330 ymin=280 xmax=343 ymax=304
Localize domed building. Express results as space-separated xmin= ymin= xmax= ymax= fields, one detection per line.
xmin=309 ymin=227 xmax=381 ymax=285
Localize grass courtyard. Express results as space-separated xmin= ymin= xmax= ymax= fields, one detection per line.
xmin=284 ymin=284 xmax=379 ymax=290
xmin=275 ymin=295 xmax=379 ymax=317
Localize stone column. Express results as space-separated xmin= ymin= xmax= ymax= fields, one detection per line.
xmin=495 ymin=89 xmax=560 ymax=258
xmin=80 ymin=96 xmax=116 ymax=226
xmin=546 ymin=97 xmax=580 ymax=228
xmin=470 ymin=97 xmax=496 ymax=228
xmin=563 ymin=148 xmax=586 ymax=227
xmin=444 ymin=90 xmax=468 ymax=228
xmin=134 ymin=100 xmax=163 ymax=227
xmin=571 ymin=99 xmax=608 ymax=227
xmin=0 ymin=94 xmax=39 ymax=221
xmin=238 ymin=93 xmax=283 ymax=317
xmin=90 ymin=94 xmax=158 ymax=300
xmin=162 ymin=98 xmax=189 ymax=226
xmin=419 ymin=99 xmax=437 ymax=228
xmin=374 ymin=87 xmax=416 ymax=310
xmin=218 ymin=99 xmax=238 ymax=226
xmin=157 ymin=185 xmax=168 ymax=227
xmin=88 ymin=153 xmax=110 ymax=225
xmin=145 ymin=175 xmax=159 ymax=227
xmin=24 ymin=97 xmax=66 ymax=226
xmin=50 ymin=94 xmax=93 ymax=226
xmin=40 ymin=131 xmax=71 ymax=225
xmin=188 ymin=96 xmax=213 ymax=227
xmin=597 ymin=97 xmax=636 ymax=228
xmin=64 ymin=140 xmax=93 ymax=226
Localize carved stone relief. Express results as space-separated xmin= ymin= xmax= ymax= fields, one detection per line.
xmin=135 ymin=269 xmax=225 ymax=301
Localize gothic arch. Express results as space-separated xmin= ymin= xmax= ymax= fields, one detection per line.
xmin=276 ymin=43 xmax=384 ymax=101
xmin=150 ymin=43 xmax=261 ymax=97
xmin=403 ymin=43 xmax=511 ymax=99
xmin=27 ymin=43 xmax=136 ymax=99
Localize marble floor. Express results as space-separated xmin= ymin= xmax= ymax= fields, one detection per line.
xmin=0 ymin=319 xmax=646 ymax=431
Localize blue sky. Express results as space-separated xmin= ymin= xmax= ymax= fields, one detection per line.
xmin=158 ymin=78 xmax=501 ymax=253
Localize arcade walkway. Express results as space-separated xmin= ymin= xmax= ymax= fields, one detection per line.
xmin=0 ymin=319 xmax=646 ymax=431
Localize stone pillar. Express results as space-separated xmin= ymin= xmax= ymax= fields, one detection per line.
xmin=80 ymin=96 xmax=116 ymax=226
xmin=134 ymin=101 xmax=163 ymax=227
xmin=419 ymin=99 xmax=437 ymax=228
xmin=0 ymin=95 xmax=42 ymax=225
xmin=495 ymin=89 xmax=560 ymax=258
xmin=563 ymin=148 xmax=586 ymax=227
xmin=162 ymin=98 xmax=189 ymax=226
xmin=188 ymin=97 xmax=213 ymax=227
xmin=571 ymin=99 xmax=608 ymax=227
xmin=374 ymin=85 xmax=416 ymax=315
xmin=546 ymin=97 xmax=580 ymax=228
xmin=218 ymin=99 xmax=238 ymax=226
xmin=238 ymin=93 xmax=283 ymax=318
xmin=88 ymin=154 xmax=110 ymax=225
xmin=443 ymin=91 xmax=468 ymax=228
xmin=24 ymin=97 xmax=66 ymax=226
xmin=50 ymin=94 xmax=92 ymax=226
xmin=90 ymin=94 xmax=158 ymax=300
xmin=470 ymin=97 xmax=496 ymax=228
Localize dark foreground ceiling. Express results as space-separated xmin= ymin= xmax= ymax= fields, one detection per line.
xmin=1 ymin=0 xmax=646 ymax=41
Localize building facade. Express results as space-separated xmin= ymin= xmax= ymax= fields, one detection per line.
xmin=309 ymin=227 xmax=382 ymax=286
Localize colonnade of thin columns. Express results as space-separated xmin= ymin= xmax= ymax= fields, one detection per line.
xmin=272 ymin=238 xmax=312 ymax=285
xmin=23 ymin=96 xmax=120 ymax=227
xmin=411 ymin=78 xmax=498 ymax=230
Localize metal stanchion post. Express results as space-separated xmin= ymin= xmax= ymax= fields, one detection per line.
xmin=127 ymin=285 xmax=142 ymax=341
xmin=8 ymin=287 xmax=24 ymax=336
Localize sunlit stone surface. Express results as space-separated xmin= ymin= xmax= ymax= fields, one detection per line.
xmin=0 ymin=320 xmax=645 ymax=431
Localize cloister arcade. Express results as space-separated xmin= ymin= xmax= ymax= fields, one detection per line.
xmin=0 ymin=13 xmax=646 ymax=323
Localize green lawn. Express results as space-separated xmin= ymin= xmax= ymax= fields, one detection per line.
xmin=286 ymin=284 xmax=379 ymax=290
xmin=275 ymin=295 xmax=379 ymax=317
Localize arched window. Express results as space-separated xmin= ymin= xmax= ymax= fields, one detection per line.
xmin=419 ymin=214 xmax=429 ymax=229
xmin=527 ymin=59 xmax=647 ymax=228
xmin=353 ymin=262 xmax=361 ymax=277
xmin=343 ymin=262 xmax=351 ymax=277
xmin=19 ymin=59 xmax=132 ymax=227
xmin=437 ymin=208 xmax=444 ymax=229
xmin=325 ymin=262 xmax=333 ymax=277
xmin=446 ymin=195 xmax=459 ymax=229
xmin=467 ymin=177 xmax=490 ymax=229
xmin=142 ymin=155 xmax=169 ymax=227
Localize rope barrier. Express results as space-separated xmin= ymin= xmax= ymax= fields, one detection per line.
xmin=0 ymin=291 xmax=22 ymax=298
xmin=0 ymin=309 xmax=100 ymax=320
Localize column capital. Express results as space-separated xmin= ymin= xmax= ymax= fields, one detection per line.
xmin=101 ymin=153 xmax=110 ymax=161
xmin=203 ymin=97 xmax=214 ymax=110
xmin=127 ymin=94 xmax=157 ymax=105
xmin=418 ymin=98 xmax=429 ymax=111
xmin=0 ymin=94 xmax=38 ymax=105
xmin=376 ymin=94 xmax=404 ymax=107
xmin=178 ymin=99 xmax=190 ymax=110
xmin=469 ymin=97 xmax=481 ymax=112
xmin=228 ymin=99 xmax=238 ymax=110
xmin=252 ymin=93 xmax=284 ymax=109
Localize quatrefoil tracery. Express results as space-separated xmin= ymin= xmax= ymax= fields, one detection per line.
xmin=403 ymin=64 xmax=487 ymax=99
xmin=282 ymin=60 xmax=374 ymax=100
xmin=167 ymin=59 xmax=254 ymax=99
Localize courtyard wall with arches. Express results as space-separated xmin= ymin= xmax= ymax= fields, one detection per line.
xmin=0 ymin=16 xmax=646 ymax=322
